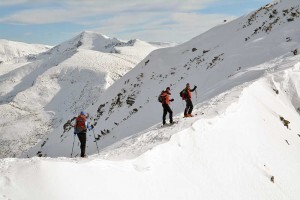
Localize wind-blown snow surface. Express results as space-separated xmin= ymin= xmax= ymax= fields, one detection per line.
xmin=26 ymin=0 xmax=300 ymax=158
xmin=0 ymin=31 xmax=172 ymax=158
xmin=0 ymin=57 xmax=300 ymax=200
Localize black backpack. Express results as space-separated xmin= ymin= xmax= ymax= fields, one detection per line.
xmin=158 ymin=91 xmax=165 ymax=103
xmin=180 ymin=89 xmax=187 ymax=100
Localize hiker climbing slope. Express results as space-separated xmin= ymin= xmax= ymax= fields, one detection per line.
xmin=159 ymin=87 xmax=174 ymax=125
xmin=180 ymin=83 xmax=197 ymax=117
xmin=74 ymin=111 xmax=93 ymax=157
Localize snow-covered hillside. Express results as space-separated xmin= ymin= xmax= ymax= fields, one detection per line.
xmin=0 ymin=56 xmax=299 ymax=200
xmin=24 ymin=0 xmax=300 ymax=158
xmin=0 ymin=0 xmax=300 ymax=199
xmin=0 ymin=31 xmax=173 ymax=158
xmin=0 ymin=39 xmax=51 ymax=63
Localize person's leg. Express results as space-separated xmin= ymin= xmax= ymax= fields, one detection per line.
xmin=166 ymin=104 xmax=173 ymax=123
xmin=162 ymin=104 xmax=168 ymax=125
xmin=184 ymin=100 xmax=189 ymax=116
xmin=188 ymin=99 xmax=194 ymax=115
xmin=77 ymin=131 xmax=86 ymax=157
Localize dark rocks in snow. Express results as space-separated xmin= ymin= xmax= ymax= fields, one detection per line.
xmin=41 ymin=141 xmax=47 ymax=147
xmin=96 ymin=134 xmax=101 ymax=140
xmin=286 ymin=37 xmax=291 ymax=42
xmin=270 ymin=176 xmax=275 ymax=183
xmin=63 ymin=117 xmax=76 ymax=133
xmin=279 ymin=116 xmax=290 ymax=128
xmin=129 ymin=108 xmax=138 ymax=115
xmin=285 ymin=140 xmax=290 ymax=145
xmin=36 ymin=151 xmax=42 ymax=157
xmin=272 ymin=9 xmax=278 ymax=15
xmin=126 ymin=96 xmax=135 ymax=106
xmin=273 ymin=89 xmax=279 ymax=94
xmin=192 ymin=48 xmax=197 ymax=52
xmin=292 ymin=49 xmax=298 ymax=55
xmin=203 ymin=50 xmax=210 ymax=54
xmin=76 ymin=41 xmax=83 ymax=48
xmin=97 ymin=104 xmax=105 ymax=115
xmin=287 ymin=18 xmax=294 ymax=22
xmin=206 ymin=53 xmax=224 ymax=70
xmin=145 ymin=60 xmax=150 ymax=65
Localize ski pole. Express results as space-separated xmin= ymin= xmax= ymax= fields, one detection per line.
xmin=195 ymin=88 xmax=198 ymax=103
xmin=92 ymin=129 xmax=100 ymax=154
xmin=71 ymin=134 xmax=76 ymax=158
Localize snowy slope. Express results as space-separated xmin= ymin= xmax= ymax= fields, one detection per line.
xmin=0 ymin=31 xmax=172 ymax=158
xmin=0 ymin=56 xmax=299 ymax=200
xmin=0 ymin=39 xmax=51 ymax=63
xmin=26 ymin=0 xmax=300 ymax=158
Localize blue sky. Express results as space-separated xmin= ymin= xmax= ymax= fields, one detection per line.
xmin=0 ymin=0 xmax=271 ymax=45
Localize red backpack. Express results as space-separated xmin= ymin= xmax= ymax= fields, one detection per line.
xmin=75 ymin=114 xmax=87 ymax=132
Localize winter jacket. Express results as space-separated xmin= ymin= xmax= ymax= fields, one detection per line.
xmin=161 ymin=91 xmax=171 ymax=105
xmin=186 ymin=87 xmax=196 ymax=99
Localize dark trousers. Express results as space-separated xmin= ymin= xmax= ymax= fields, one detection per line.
xmin=162 ymin=103 xmax=173 ymax=124
xmin=184 ymin=98 xmax=193 ymax=115
xmin=77 ymin=131 xmax=86 ymax=157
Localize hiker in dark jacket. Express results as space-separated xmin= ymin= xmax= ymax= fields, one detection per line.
xmin=74 ymin=111 xmax=92 ymax=157
xmin=160 ymin=87 xmax=174 ymax=125
xmin=184 ymin=83 xmax=197 ymax=117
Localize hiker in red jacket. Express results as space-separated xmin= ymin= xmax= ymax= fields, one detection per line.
xmin=183 ymin=83 xmax=197 ymax=117
xmin=74 ymin=111 xmax=92 ymax=157
xmin=160 ymin=87 xmax=174 ymax=125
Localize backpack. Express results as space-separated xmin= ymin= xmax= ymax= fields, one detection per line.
xmin=75 ymin=114 xmax=87 ymax=132
xmin=180 ymin=89 xmax=187 ymax=100
xmin=158 ymin=91 xmax=165 ymax=103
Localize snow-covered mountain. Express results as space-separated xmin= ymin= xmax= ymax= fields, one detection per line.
xmin=23 ymin=0 xmax=300 ymax=159
xmin=0 ymin=39 xmax=51 ymax=63
xmin=2 ymin=56 xmax=299 ymax=200
xmin=0 ymin=31 xmax=174 ymax=158
xmin=0 ymin=0 xmax=300 ymax=199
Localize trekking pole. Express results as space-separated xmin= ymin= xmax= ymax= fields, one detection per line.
xmin=195 ymin=88 xmax=198 ymax=103
xmin=92 ymin=129 xmax=100 ymax=154
xmin=71 ymin=134 xmax=76 ymax=158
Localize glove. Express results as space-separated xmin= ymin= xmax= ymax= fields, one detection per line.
xmin=170 ymin=99 xmax=174 ymax=102
xmin=91 ymin=124 xmax=94 ymax=129
xmin=87 ymin=124 xmax=93 ymax=131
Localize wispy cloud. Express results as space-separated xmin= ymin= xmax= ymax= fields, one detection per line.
xmin=0 ymin=0 xmax=245 ymax=44
xmin=0 ymin=0 xmax=220 ymax=24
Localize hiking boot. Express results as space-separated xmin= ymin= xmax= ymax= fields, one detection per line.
xmin=184 ymin=114 xmax=189 ymax=118
xmin=187 ymin=114 xmax=193 ymax=117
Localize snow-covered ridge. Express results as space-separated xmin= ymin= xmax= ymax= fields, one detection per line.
xmin=0 ymin=39 xmax=51 ymax=63
xmin=26 ymin=0 xmax=300 ymax=158
xmin=0 ymin=31 xmax=172 ymax=158
xmin=1 ymin=57 xmax=299 ymax=200
xmin=46 ymin=31 xmax=167 ymax=56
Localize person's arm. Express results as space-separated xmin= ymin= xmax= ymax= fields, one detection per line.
xmin=190 ymin=86 xmax=197 ymax=92
xmin=85 ymin=120 xmax=93 ymax=131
